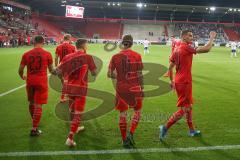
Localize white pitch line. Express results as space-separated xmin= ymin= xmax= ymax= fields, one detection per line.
xmin=0 ymin=74 xmax=52 ymax=98
xmin=0 ymin=145 xmax=240 ymax=157
xmin=0 ymin=84 xmax=25 ymax=97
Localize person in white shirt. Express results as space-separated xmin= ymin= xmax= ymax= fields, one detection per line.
xmin=231 ymin=41 xmax=237 ymax=58
xmin=143 ymin=38 xmax=150 ymax=55
xmin=194 ymin=41 xmax=199 ymax=48
xmin=238 ymin=42 xmax=240 ymax=53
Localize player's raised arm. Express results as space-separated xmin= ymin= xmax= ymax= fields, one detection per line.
xmin=196 ymin=31 xmax=217 ymax=54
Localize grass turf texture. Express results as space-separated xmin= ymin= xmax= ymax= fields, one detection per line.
xmin=0 ymin=44 xmax=240 ymax=160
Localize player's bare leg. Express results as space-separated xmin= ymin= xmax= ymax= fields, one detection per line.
xmin=147 ymin=49 xmax=149 ymax=54
xmin=30 ymin=104 xmax=43 ymax=137
xmin=234 ymin=51 xmax=238 ymax=57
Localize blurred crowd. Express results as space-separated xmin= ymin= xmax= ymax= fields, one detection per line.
xmin=175 ymin=23 xmax=227 ymax=43
xmin=0 ymin=6 xmax=33 ymax=48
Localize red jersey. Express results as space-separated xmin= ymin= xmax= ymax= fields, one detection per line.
xmin=170 ymin=42 xmax=196 ymax=84
xmin=172 ymin=39 xmax=181 ymax=53
xmin=58 ymin=50 xmax=96 ymax=96
xmin=55 ymin=42 xmax=75 ymax=62
xmin=20 ymin=47 xmax=53 ymax=86
xmin=109 ymin=49 xmax=143 ymax=92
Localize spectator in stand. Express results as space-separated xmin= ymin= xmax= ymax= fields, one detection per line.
xmin=27 ymin=36 xmax=31 ymax=46
xmin=0 ymin=34 xmax=4 ymax=48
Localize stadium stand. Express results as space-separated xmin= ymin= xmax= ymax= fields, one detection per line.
xmin=174 ymin=23 xmax=227 ymax=43
xmin=224 ymin=28 xmax=240 ymax=41
xmin=1 ymin=0 xmax=240 ymax=47
xmin=123 ymin=23 xmax=165 ymax=41
xmin=30 ymin=14 xmax=63 ymax=41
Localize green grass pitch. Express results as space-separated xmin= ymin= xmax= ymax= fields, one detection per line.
xmin=0 ymin=44 xmax=240 ymax=160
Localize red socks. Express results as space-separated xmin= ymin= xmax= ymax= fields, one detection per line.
xmin=185 ymin=109 xmax=194 ymax=131
xmin=119 ymin=115 xmax=127 ymax=141
xmin=119 ymin=111 xmax=141 ymax=141
xmin=29 ymin=104 xmax=35 ymax=119
xmin=130 ymin=111 xmax=141 ymax=134
xmin=166 ymin=109 xmax=185 ymax=130
xmin=68 ymin=114 xmax=81 ymax=140
xmin=32 ymin=107 xmax=42 ymax=130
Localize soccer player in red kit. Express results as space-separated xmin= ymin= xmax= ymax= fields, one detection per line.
xmin=18 ymin=36 xmax=56 ymax=136
xmin=108 ymin=35 xmax=144 ymax=148
xmin=55 ymin=34 xmax=75 ymax=102
xmin=164 ymin=36 xmax=181 ymax=77
xmin=56 ymin=39 xmax=97 ymax=147
xmin=159 ymin=30 xmax=217 ymax=140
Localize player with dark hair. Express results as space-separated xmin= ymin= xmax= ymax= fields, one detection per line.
xmin=56 ymin=38 xmax=97 ymax=147
xmin=18 ymin=35 xmax=56 ymax=136
xmin=55 ymin=34 xmax=76 ymax=102
xmin=159 ymin=30 xmax=217 ymax=140
xmin=108 ymin=35 xmax=144 ymax=148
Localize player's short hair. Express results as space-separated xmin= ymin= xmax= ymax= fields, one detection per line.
xmin=64 ymin=34 xmax=71 ymax=41
xmin=181 ymin=30 xmax=192 ymax=37
xmin=34 ymin=35 xmax=44 ymax=44
xmin=76 ymin=38 xmax=87 ymax=49
xmin=122 ymin=34 xmax=133 ymax=49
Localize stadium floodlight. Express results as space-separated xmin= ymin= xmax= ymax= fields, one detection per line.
xmin=238 ymin=9 xmax=240 ymax=12
xmin=117 ymin=3 xmax=121 ymax=6
xmin=137 ymin=3 xmax=143 ymax=8
xmin=144 ymin=4 xmax=147 ymax=7
xmin=107 ymin=2 xmax=110 ymax=6
xmin=113 ymin=3 xmax=115 ymax=6
xmin=210 ymin=7 xmax=216 ymax=11
xmin=229 ymin=8 xmax=233 ymax=11
xmin=234 ymin=9 xmax=237 ymax=12
xmin=206 ymin=8 xmax=208 ymax=10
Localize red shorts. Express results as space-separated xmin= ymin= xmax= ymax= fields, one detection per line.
xmin=175 ymin=83 xmax=193 ymax=107
xmin=115 ymin=95 xmax=143 ymax=112
xmin=26 ymin=85 xmax=48 ymax=104
xmin=69 ymin=96 xmax=86 ymax=112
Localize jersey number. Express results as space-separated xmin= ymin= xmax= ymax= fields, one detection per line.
xmin=29 ymin=56 xmax=42 ymax=72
